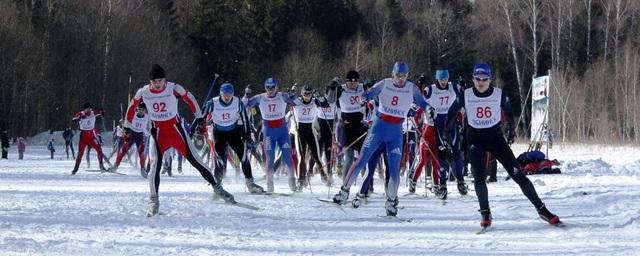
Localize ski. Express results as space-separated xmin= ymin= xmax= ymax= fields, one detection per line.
xmin=475 ymin=226 xmax=493 ymax=234
xmin=316 ymin=197 xmax=346 ymax=213
xmin=262 ymin=192 xmax=294 ymax=197
xmin=376 ymin=215 xmax=413 ymax=223
xmin=223 ymin=201 xmax=262 ymax=211
xmin=84 ymin=169 xmax=127 ymax=175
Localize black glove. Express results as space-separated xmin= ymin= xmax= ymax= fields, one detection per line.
xmin=328 ymin=77 xmax=340 ymax=90
xmin=428 ymin=107 xmax=435 ymax=120
xmin=438 ymin=141 xmax=454 ymax=162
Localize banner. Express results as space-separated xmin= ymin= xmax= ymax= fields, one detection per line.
xmin=530 ymin=75 xmax=550 ymax=143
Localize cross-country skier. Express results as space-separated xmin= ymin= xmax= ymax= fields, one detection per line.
xmin=444 ymin=63 xmax=560 ymax=228
xmin=310 ymin=85 xmax=338 ymax=186
xmin=71 ymin=102 xmax=108 ymax=174
xmin=110 ymin=102 xmax=150 ymax=178
xmin=203 ymin=82 xmax=265 ymax=194
xmin=333 ymin=71 xmax=368 ymax=180
xmin=424 ymin=69 xmax=468 ymax=199
xmin=291 ymin=84 xmax=331 ymax=189
xmin=243 ymin=78 xmax=302 ymax=192
xmin=333 ymin=61 xmax=430 ymax=216
xmin=125 ymin=64 xmax=235 ymax=217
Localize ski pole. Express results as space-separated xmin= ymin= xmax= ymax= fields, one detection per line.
xmin=202 ymin=73 xmax=220 ymax=108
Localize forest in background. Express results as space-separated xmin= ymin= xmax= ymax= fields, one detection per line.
xmin=1 ymin=0 xmax=639 ymax=143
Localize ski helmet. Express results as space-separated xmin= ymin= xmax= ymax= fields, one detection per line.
xmin=301 ymin=84 xmax=313 ymax=94
xmin=436 ymin=69 xmax=449 ymax=80
xmin=392 ymin=61 xmax=409 ymax=74
xmin=264 ymin=77 xmax=278 ymax=89
xmin=220 ymin=83 xmax=234 ymax=96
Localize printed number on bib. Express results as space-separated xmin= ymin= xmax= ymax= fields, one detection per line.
xmin=439 ymin=96 xmax=449 ymax=105
xmin=153 ymin=102 xmax=167 ymax=112
xmin=222 ymin=113 xmax=231 ymax=120
xmin=475 ymin=107 xmax=492 ymax=118
xmin=268 ymin=103 xmax=276 ymax=112
xmin=391 ymin=96 xmax=399 ymax=106
xmin=302 ymin=108 xmax=310 ymax=115
xmin=350 ymin=96 xmax=360 ymax=105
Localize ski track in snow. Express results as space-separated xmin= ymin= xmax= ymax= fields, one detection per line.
xmin=0 ymin=144 xmax=639 ymax=255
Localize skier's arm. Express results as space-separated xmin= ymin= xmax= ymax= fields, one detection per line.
xmin=362 ymin=80 xmax=384 ymax=101
xmin=444 ymin=94 xmax=464 ymax=138
xmin=412 ymin=83 xmax=429 ymax=109
xmin=124 ymin=88 xmax=143 ymax=128
xmin=244 ymin=94 xmax=261 ymax=108
xmin=173 ymin=83 xmax=203 ymax=118
xmin=283 ymin=92 xmax=302 ymax=106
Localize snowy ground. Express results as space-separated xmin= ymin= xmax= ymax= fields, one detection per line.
xmin=1 ymin=143 xmax=639 ymax=255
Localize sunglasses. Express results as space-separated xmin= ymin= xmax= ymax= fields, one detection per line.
xmin=265 ymin=85 xmax=277 ymax=90
xmin=474 ymin=77 xmax=490 ymax=82
xmin=303 ymin=92 xmax=312 ymax=96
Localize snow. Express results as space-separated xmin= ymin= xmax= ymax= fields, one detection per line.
xmin=1 ymin=143 xmax=639 ymax=255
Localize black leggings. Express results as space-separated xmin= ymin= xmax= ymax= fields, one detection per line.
xmin=467 ymin=127 xmax=543 ymax=211
xmin=294 ymin=123 xmax=323 ymax=180
xmin=213 ymin=128 xmax=252 ymax=182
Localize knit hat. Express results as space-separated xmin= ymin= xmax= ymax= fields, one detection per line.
xmin=149 ymin=64 xmax=166 ymax=80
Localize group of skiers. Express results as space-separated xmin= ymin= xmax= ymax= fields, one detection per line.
xmin=63 ymin=61 xmax=560 ymax=229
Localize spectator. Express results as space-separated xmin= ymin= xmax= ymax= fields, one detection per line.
xmin=17 ymin=136 xmax=26 ymax=160
xmin=1 ymin=127 xmax=9 ymax=159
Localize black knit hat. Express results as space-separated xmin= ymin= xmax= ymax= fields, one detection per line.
xmin=82 ymin=102 xmax=93 ymax=109
xmin=346 ymin=70 xmax=360 ymax=82
xmin=137 ymin=102 xmax=147 ymax=109
xmin=149 ymin=64 xmax=166 ymax=80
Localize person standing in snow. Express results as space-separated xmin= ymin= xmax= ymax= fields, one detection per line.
xmin=1 ymin=127 xmax=9 ymax=159
xmin=47 ymin=129 xmax=56 ymax=159
xmin=444 ymin=63 xmax=560 ymax=229
xmin=202 ymin=82 xmax=265 ymax=195
xmin=17 ymin=136 xmax=26 ymax=160
xmin=333 ymin=61 xmax=431 ymax=217
xmin=71 ymin=102 xmax=108 ymax=174
xmin=62 ymin=126 xmax=75 ymax=159
xmin=125 ymin=64 xmax=235 ymax=217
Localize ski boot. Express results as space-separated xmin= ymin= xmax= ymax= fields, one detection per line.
xmin=385 ymin=197 xmax=399 ymax=216
xmin=213 ymin=183 xmax=235 ymax=203
xmin=147 ymin=196 xmax=159 ymax=217
xmin=537 ymin=204 xmax=560 ymax=225
xmin=332 ymin=186 xmax=349 ymax=205
xmin=435 ymin=184 xmax=447 ymax=200
xmin=352 ymin=193 xmax=365 ymax=208
xmin=177 ymin=166 xmax=183 ymax=174
xmin=479 ymin=209 xmax=492 ymax=227
xmin=487 ymin=176 xmax=497 ymax=183
xmin=99 ymin=163 xmax=108 ymax=172
xmin=408 ymin=179 xmax=417 ymax=194
xmin=245 ymin=178 xmax=265 ymax=194
xmin=321 ymin=173 xmax=331 ymax=186
xmin=297 ymin=179 xmax=308 ymax=192
xmin=267 ymin=179 xmax=275 ymax=193
xmin=288 ymin=177 xmax=298 ymax=192
xmin=70 ymin=169 xmax=78 ymax=176
xmin=457 ymin=181 xmax=468 ymax=195
xmin=140 ymin=167 xmax=147 ymax=179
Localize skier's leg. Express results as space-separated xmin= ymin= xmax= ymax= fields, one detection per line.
xmin=489 ymin=136 xmax=544 ymax=209
xmin=468 ymin=143 xmax=489 ymax=210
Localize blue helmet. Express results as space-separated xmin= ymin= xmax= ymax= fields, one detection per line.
xmin=220 ymin=83 xmax=234 ymax=96
xmin=264 ymin=77 xmax=278 ymax=89
xmin=435 ymin=69 xmax=449 ymax=80
xmin=392 ymin=61 xmax=409 ymax=74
